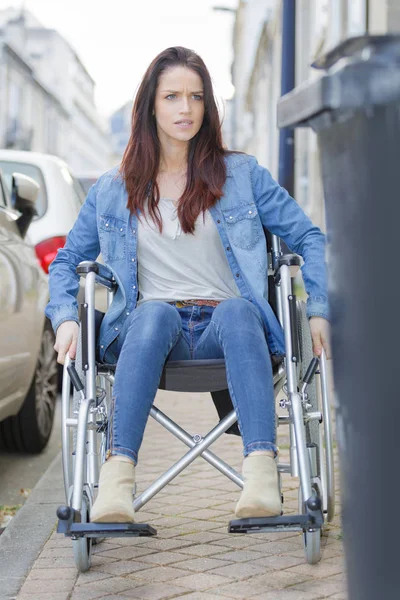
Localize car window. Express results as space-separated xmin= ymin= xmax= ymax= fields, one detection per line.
xmin=0 ymin=161 xmax=47 ymax=218
xmin=71 ymin=174 xmax=86 ymax=205
xmin=78 ymin=177 xmax=99 ymax=195
xmin=59 ymin=166 xmax=86 ymax=215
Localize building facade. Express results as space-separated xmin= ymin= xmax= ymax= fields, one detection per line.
xmin=0 ymin=8 xmax=112 ymax=177
xmin=229 ymin=0 xmax=400 ymax=231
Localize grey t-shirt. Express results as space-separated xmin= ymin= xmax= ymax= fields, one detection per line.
xmin=137 ymin=198 xmax=240 ymax=305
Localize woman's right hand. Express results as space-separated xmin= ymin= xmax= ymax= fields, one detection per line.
xmin=54 ymin=321 xmax=79 ymax=365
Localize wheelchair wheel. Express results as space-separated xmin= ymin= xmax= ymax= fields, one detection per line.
xmin=68 ymin=326 xmax=107 ymax=547
xmin=297 ymin=301 xmax=335 ymax=521
xmin=297 ymin=301 xmax=319 ymax=455
xmin=298 ymin=483 xmax=322 ymax=565
xmin=72 ymin=489 xmax=92 ymax=572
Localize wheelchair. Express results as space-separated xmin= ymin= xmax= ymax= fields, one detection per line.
xmin=56 ymin=230 xmax=335 ymax=572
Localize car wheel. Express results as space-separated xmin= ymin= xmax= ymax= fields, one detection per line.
xmin=0 ymin=318 xmax=58 ymax=453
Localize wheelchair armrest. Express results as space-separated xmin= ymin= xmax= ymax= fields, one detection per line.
xmin=274 ymin=254 xmax=301 ymax=284
xmin=76 ymin=261 xmax=117 ymax=291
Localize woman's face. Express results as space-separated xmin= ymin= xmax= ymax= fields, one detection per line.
xmin=154 ymin=66 xmax=205 ymax=148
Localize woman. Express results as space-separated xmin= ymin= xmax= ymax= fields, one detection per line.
xmin=46 ymin=46 xmax=330 ymax=524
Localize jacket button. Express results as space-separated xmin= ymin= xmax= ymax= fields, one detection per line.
xmin=126 ymin=311 xmax=130 ymax=316
xmin=100 ymin=345 xmax=104 ymax=349
xmin=226 ymin=246 xmax=231 ymax=251
xmin=217 ymin=219 xmax=220 ymax=223
xmin=115 ymin=327 xmax=119 ymax=331
xmin=236 ymin=273 xmax=240 ymax=277
xmin=131 ymin=258 xmax=135 ymax=262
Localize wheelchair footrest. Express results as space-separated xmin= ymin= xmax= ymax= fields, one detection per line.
xmin=56 ymin=505 xmax=157 ymax=538
xmin=64 ymin=522 xmax=157 ymax=538
xmin=229 ymin=513 xmax=320 ymax=534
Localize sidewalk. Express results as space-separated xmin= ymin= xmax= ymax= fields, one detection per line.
xmin=12 ymin=389 xmax=346 ymax=600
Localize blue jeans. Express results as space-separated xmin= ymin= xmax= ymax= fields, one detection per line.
xmin=106 ymin=298 xmax=278 ymax=464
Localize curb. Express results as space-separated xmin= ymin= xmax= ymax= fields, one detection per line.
xmin=0 ymin=452 xmax=64 ymax=600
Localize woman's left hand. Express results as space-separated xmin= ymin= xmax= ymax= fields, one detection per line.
xmin=309 ymin=317 xmax=331 ymax=360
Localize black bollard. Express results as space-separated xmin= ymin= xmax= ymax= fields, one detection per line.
xmin=278 ymin=35 xmax=400 ymax=600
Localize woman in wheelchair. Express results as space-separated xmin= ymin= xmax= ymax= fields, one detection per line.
xmin=47 ymin=47 xmax=330 ymax=525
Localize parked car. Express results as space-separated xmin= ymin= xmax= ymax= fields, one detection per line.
xmin=0 ymin=150 xmax=86 ymax=274
xmin=0 ymin=151 xmax=108 ymax=389
xmin=0 ymin=168 xmax=58 ymax=453
xmin=78 ymin=173 xmax=101 ymax=195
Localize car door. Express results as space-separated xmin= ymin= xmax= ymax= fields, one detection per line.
xmin=0 ymin=174 xmax=42 ymax=410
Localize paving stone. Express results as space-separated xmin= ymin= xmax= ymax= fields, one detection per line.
xmin=18 ymin=578 xmax=75 ymax=594
xmin=172 ymin=593 xmax=228 ymax=600
xmin=32 ymin=556 xmax=79 ymax=569
xmin=177 ymin=544 xmax=233 ymax=557
xmin=247 ymin=539 xmax=302 ymax=555
xmin=127 ymin=565 xmax=191 ymax=582
xmin=119 ymin=582 xmax=198 ymax=599
xmin=70 ymin=587 xmax=117 ymax=600
xmin=285 ymin=559 xmax=344 ymax=578
xmin=76 ymin=575 xmax=140 ymax=595
xmin=39 ymin=546 xmax=78 ymax=558
xmin=91 ymin=559 xmax=152 ymax=576
xmin=95 ymin=546 xmax=157 ymax=560
xmin=181 ymin=508 xmax=230 ymax=521
xmin=209 ymin=571 xmax=310 ymax=598
xmin=290 ymin=578 xmax=347 ymax=598
xmin=76 ymin=571 xmax=113 ymax=586
xmin=150 ymin=516 xmax=197 ymax=527
xmin=172 ymin=572 xmax=233 ymax=591
xmin=178 ymin=532 xmax=228 ymax=544
xmin=211 ymin=549 xmax=268 ymax=563
xmin=18 ymin=594 xmax=70 ymax=600
xmin=208 ymin=561 xmax=266 ymax=580
xmin=25 ymin=567 xmax=77 ymax=580
xmin=139 ymin=551 xmax=196 ymax=565
xmin=173 ymin=556 xmax=233 ymax=572
xmin=251 ymin=589 xmax=324 ymax=600
xmin=252 ymin=554 xmax=305 ymax=570
xmin=135 ymin=538 xmax=195 ymax=552
xmin=91 ymin=542 xmax=123 ymax=555
xmin=211 ymin=536 xmax=265 ymax=549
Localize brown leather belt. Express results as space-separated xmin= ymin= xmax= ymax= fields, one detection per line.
xmin=168 ymin=299 xmax=221 ymax=308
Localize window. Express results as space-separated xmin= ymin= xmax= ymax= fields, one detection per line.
xmin=0 ymin=161 xmax=47 ymax=218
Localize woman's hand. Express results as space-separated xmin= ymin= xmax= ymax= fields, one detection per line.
xmin=54 ymin=321 xmax=79 ymax=365
xmin=309 ymin=317 xmax=331 ymax=360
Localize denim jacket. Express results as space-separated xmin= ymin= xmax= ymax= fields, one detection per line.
xmin=46 ymin=153 xmax=329 ymax=359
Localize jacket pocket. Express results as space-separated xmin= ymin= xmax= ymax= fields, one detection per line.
xmin=99 ymin=214 xmax=127 ymax=261
xmin=221 ymin=203 xmax=263 ymax=250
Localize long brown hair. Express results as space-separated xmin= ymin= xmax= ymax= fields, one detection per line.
xmin=120 ymin=46 xmax=227 ymax=234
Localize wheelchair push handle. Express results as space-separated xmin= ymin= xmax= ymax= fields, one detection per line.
xmin=67 ymin=361 xmax=84 ymax=392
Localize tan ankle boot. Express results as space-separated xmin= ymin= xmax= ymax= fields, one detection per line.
xmin=235 ymin=454 xmax=282 ymax=518
xmin=90 ymin=459 xmax=135 ymax=523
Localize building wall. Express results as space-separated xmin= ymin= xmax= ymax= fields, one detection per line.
xmin=0 ymin=8 xmax=112 ymax=177
xmin=230 ymin=0 xmax=397 ymax=232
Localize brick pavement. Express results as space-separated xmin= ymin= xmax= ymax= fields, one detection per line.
xmin=16 ymin=389 xmax=346 ymax=600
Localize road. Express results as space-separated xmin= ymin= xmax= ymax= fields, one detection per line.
xmin=0 ymin=397 xmax=61 ymax=508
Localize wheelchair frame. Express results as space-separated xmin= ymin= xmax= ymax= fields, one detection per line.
xmin=57 ymin=233 xmax=335 ymax=570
